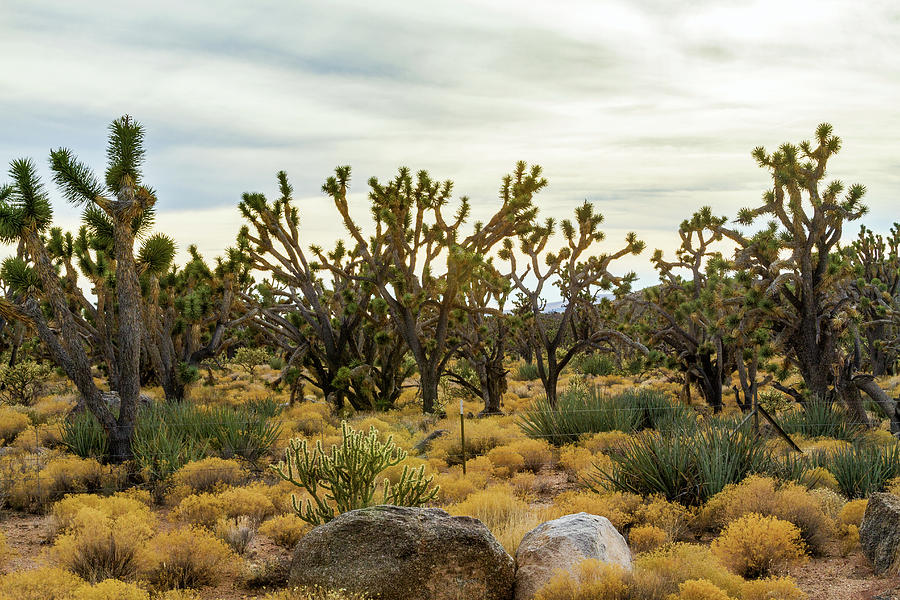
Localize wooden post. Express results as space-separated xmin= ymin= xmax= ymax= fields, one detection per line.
xmin=460 ymin=398 xmax=467 ymax=475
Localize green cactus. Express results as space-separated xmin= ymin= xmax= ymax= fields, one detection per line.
xmin=272 ymin=421 xmax=438 ymax=526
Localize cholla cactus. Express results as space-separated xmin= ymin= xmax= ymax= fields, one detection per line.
xmin=272 ymin=421 xmax=438 ymax=526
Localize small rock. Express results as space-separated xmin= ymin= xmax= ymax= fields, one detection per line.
xmin=860 ymin=493 xmax=900 ymax=573
xmin=514 ymin=512 xmax=632 ymax=600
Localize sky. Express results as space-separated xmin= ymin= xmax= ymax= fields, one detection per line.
xmin=1 ymin=0 xmax=898 ymax=290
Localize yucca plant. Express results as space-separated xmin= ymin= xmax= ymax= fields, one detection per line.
xmin=818 ymin=442 xmax=900 ymax=499
xmin=780 ymin=401 xmax=863 ymax=441
xmin=60 ymin=411 xmax=109 ymax=460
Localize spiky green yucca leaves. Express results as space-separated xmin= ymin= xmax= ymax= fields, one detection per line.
xmin=0 ymin=158 xmax=53 ymax=240
xmin=518 ymin=384 xmax=694 ymax=446
xmin=813 ymin=442 xmax=900 ymax=499
xmin=273 ymin=421 xmax=439 ymax=526
xmin=591 ymin=421 xmax=774 ymax=505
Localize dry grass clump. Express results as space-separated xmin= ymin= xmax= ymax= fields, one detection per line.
xmin=259 ymin=513 xmax=310 ymax=549
xmin=700 ymin=476 xmax=833 ymax=554
xmin=215 ymin=515 xmax=258 ymax=554
xmin=446 ymin=485 xmax=546 ymax=554
xmin=165 ymin=457 xmax=245 ymax=503
xmin=137 ymin=526 xmax=237 ymax=590
xmin=710 ymin=514 xmax=806 ymax=579
xmin=50 ymin=500 xmax=156 ymax=583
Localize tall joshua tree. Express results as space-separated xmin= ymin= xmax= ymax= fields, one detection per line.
xmin=501 ymin=202 xmax=645 ymax=406
xmin=0 ymin=116 xmax=154 ymax=459
xmin=704 ymin=123 xmax=900 ymax=431
xmin=848 ymin=224 xmax=900 ymax=376
xmin=319 ymin=162 xmax=543 ymax=413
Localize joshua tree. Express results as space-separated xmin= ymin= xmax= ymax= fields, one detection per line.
xmin=848 ymin=224 xmax=900 ymax=376
xmin=239 ymin=172 xmax=395 ymax=410
xmin=501 ymin=201 xmax=645 ymax=406
xmin=703 ymin=123 xmax=900 ymax=431
xmin=318 ymin=162 xmax=543 ymax=413
xmin=0 ymin=116 xmax=153 ymax=458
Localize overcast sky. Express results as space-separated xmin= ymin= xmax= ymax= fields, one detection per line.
xmin=1 ymin=0 xmax=898 ymax=288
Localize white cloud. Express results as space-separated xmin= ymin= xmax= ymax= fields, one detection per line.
xmin=0 ymin=0 xmax=898 ymax=291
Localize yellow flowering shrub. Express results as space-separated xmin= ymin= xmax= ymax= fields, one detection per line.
xmin=52 ymin=493 xmax=151 ymax=531
xmin=50 ymin=504 xmax=155 ymax=583
xmin=165 ymin=457 xmax=245 ymax=504
xmin=0 ymin=406 xmax=30 ymax=443
xmin=218 ymin=483 xmax=278 ymax=521
xmin=581 ymin=431 xmax=633 ymax=454
xmin=487 ymin=445 xmax=526 ymax=478
xmin=533 ymin=559 xmax=630 ymax=600
xmin=138 ymin=526 xmax=237 ymax=590
xmin=3 ymin=455 xmax=124 ymax=513
xmin=12 ymin=423 xmax=62 ymax=451
xmin=700 ymin=476 xmax=833 ymax=554
xmin=838 ymin=499 xmax=868 ymax=528
xmin=550 ymin=491 xmax=642 ymax=531
xmin=636 ymin=496 xmax=693 ymax=542
xmin=739 ymin=577 xmax=806 ymax=600
xmin=259 ymin=513 xmax=310 ymax=548
xmin=635 ymin=543 xmax=743 ymax=598
xmin=629 ymin=524 xmax=668 ymax=554
xmin=0 ymin=566 xmax=83 ymax=600
xmin=71 ymin=579 xmax=150 ymax=600
xmin=711 ymin=514 xmax=806 ymax=578
xmin=262 ymin=587 xmax=371 ymax=599
xmin=668 ymin=578 xmax=734 ymax=600
xmin=557 ymin=446 xmax=595 ymax=481
xmin=171 ymin=492 xmax=225 ymax=528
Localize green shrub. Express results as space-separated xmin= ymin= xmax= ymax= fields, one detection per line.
xmin=0 ymin=360 xmax=51 ymax=405
xmin=230 ymin=347 xmax=271 ymax=376
xmin=60 ymin=411 xmax=109 ymax=460
xmin=780 ymin=401 xmax=863 ymax=441
xmin=273 ymin=421 xmax=439 ymax=525
xmin=518 ymin=384 xmax=692 ymax=446
xmin=573 ymin=353 xmax=617 ymax=376
xmin=815 ymin=442 xmax=900 ymax=499
xmin=514 ymin=363 xmax=539 ymax=381
xmin=592 ymin=423 xmax=774 ymax=505
xmin=209 ymin=406 xmax=281 ymax=463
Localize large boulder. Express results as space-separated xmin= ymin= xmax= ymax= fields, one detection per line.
xmin=514 ymin=512 xmax=632 ymax=600
xmin=290 ymin=505 xmax=515 ymax=600
xmin=860 ymin=492 xmax=900 ymax=573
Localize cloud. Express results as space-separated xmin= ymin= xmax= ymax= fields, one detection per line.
xmin=1 ymin=0 xmax=898 ymax=291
